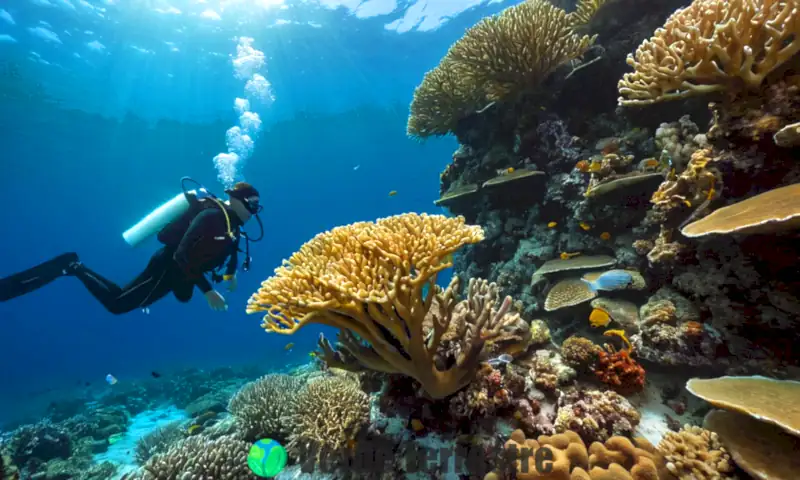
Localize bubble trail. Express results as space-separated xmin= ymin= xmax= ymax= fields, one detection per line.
xmin=213 ymin=37 xmax=275 ymax=188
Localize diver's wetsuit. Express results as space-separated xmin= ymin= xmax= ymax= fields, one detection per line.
xmin=0 ymin=202 xmax=243 ymax=314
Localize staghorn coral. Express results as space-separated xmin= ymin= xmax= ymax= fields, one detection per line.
xmin=407 ymin=0 xmax=596 ymax=137
xmin=657 ymin=424 xmax=736 ymax=479
xmin=618 ymin=0 xmax=800 ymax=105
xmin=288 ymin=376 xmax=370 ymax=462
xmin=227 ymin=373 xmax=303 ymax=441
xmin=422 ymin=276 xmax=533 ymax=365
xmin=247 ymin=213 xmax=504 ymax=399
xmin=129 ymin=434 xmax=256 ymax=480
xmin=555 ymin=389 xmax=641 ymax=444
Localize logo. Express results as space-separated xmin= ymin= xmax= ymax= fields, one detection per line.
xmin=247 ymin=438 xmax=287 ymax=478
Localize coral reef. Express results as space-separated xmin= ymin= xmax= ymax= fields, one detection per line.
xmin=657 ymin=424 xmax=736 ymax=479
xmin=288 ymin=376 xmax=371 ymax=462
xmin=554 ymin=389 xmax=640 ymax=444
xmin=407 ymin=0 xmax=597 ymax=138
xmin=227 ymin=373 xmax=303 ymax=442
xmin=128 ymin=435 xmax=255 ymax=480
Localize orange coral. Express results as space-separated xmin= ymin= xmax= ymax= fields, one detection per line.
xmin=594 ymin=346 xmax=646 ymax=395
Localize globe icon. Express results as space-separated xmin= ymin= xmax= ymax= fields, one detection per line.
xmin=247 ymin=438 xmax=288 ymax=478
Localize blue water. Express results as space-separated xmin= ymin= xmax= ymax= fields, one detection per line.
xmin=0 ymin=0 xmax=515 ymax=426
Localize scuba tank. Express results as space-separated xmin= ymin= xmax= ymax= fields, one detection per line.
xmin=122 ymin=178 xmax=211 ymax=247
xmin=122 ymin=178 xmax=264 ymax=273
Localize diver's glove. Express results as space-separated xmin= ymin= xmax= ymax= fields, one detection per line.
xmin=223 ymin=273 xmax=237 ymax=293
xmin=205 ymin=290 xmax=228 ymax=311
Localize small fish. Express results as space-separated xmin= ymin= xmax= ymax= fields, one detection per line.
xmin=643 ymin=158 xmax=660 ymax=169
xmin=582 ymin=270 xmax=633 ymax=293
xmin=487 ymin=353 xmax=514 ymax=366
xmin=547 ymin=222 xmax=557 ymax=228
xmin=388 ymin=190 xmax=397 ymax=197
xmin=589 ymin=308 xmax=611 ymax=328
xmin=410 ymin=418 xmax=425 ymax=432
xmin=108 ymin=433 xmax=124 ymax=445
xmin=560 ymin=252 xmax=581 ymax=260
xmin=600 ymin=232 xmax=611 ymax=241
xmin=141 ymin=307 xmax=150 ymax=315
xmin=588 ymin=161 xmax=602 ymax=173
xmin=309 ymin=351 xmax=317 ymax=358
xmin=506 ymin=167 xmax=515 ymax=174
xmin=579 ymin=222 xmax=591 ymax=231
xmin=284 ymin=342 xmax=294 ymax=351
xmin=151 ymin=371 xmax=162 ymax=378
xmin=439 ymin=252 xmax=454 ymax=265
xmin=187 ymin=424 xmax=203 ymax=435
xmin=575 ymin=160 xmax=590 ymax=172
xmin=353 ymin=165 xmax=360 ymax=171
xmin=105 ymin=374 xmax=118 ymax=385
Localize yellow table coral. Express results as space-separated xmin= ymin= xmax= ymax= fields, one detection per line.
xmin=246 ymin=213 xmax=516 ymax=399
xmin=618 ymin=0 xmax=800 ymax=105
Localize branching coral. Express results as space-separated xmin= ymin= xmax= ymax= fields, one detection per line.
xmin=131 ymin=435 xmax=255 ymax=480
xmin=227 ymin=374 xmax=303 ymax=441
xmin=618 ymin=0 xmax=800 ymax=105
xmin=407 ymin=0 xmax=596 ymax=137
xmin=658 ymin=424 xmax=736 ymax=479
xmin=288 ymin=376 xmax=370 ymax=462
xmin=247 ymin=213 xmax=499 ymax=399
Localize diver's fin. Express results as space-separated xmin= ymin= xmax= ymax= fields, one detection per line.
xmin=0 ymin=252 xmax=79 ymax=302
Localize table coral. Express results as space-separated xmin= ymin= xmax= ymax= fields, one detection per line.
xmin=247 ymin=213 xmax=513 ymax=399
xmin=555 ymin=389 xmax=641 ymax=444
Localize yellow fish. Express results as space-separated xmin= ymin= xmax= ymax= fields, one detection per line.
xmin=579 ymin=222 xmax=591 ymax=231
xmin=589 ymin=308 xmax=611 ymax=328
xmin=588 ymin=161 xmax=602 ymax=173
xmin=547 ymin=222 xmax=557 ymax=228
xmin=600 ymin=232 xmax=611 ymax=240
xmin=284 ymin=342 xmax=294 ymax=350
xmin=506 ymin=167 xmax=515 ymax=174
xmin=187 ymin=425 xmax=203 ymax=435
xmin=440 ymin=253 xmax=454 ymax=265
xmin=560 ymin=252 xmax=581 ymax=260
xmin=410 ymin=418 xmax=425 ymax=432
xmin=309 ymin=351 xmax=317 ymax=358
xmin=388 ymin=190 xmax=398 ymax=197
xmin=604 ymin=329 xmax=632 ymax=351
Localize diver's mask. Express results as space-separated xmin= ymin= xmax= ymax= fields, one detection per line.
xmin=242 ymin=195 xmax=263 ymax=215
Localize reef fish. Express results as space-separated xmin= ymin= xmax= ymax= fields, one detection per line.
xmin=487 ymin=353 xmax=514 ymax=366
xmin=589 ymin=308 xmax=611 ymax=328
xmin=547 ymin=222 xmax=557 ymax=228
xmin=600 ymin=232 xmax=611 ymax=240
xmin=284 ymin=342 xmax=294 ymax=350
xmin=105 ymin=374 xmax=118 ymax=385
xmin=582 ymin=270 xmax=633 ymax=293
xmin=388 ymin=190 xmax=398 ymax=197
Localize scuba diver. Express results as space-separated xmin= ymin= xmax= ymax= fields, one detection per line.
xmin=0 ymin=179 xmax=264 ymax=314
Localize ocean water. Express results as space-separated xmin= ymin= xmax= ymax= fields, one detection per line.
xmin=2 ymin=0 xmax=799 ymax=479
xmin=0 ymin=0 xmax=494 ymax=424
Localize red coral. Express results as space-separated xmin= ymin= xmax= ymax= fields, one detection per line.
xmin=593 ymin=347 xmax=645 ymax=395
